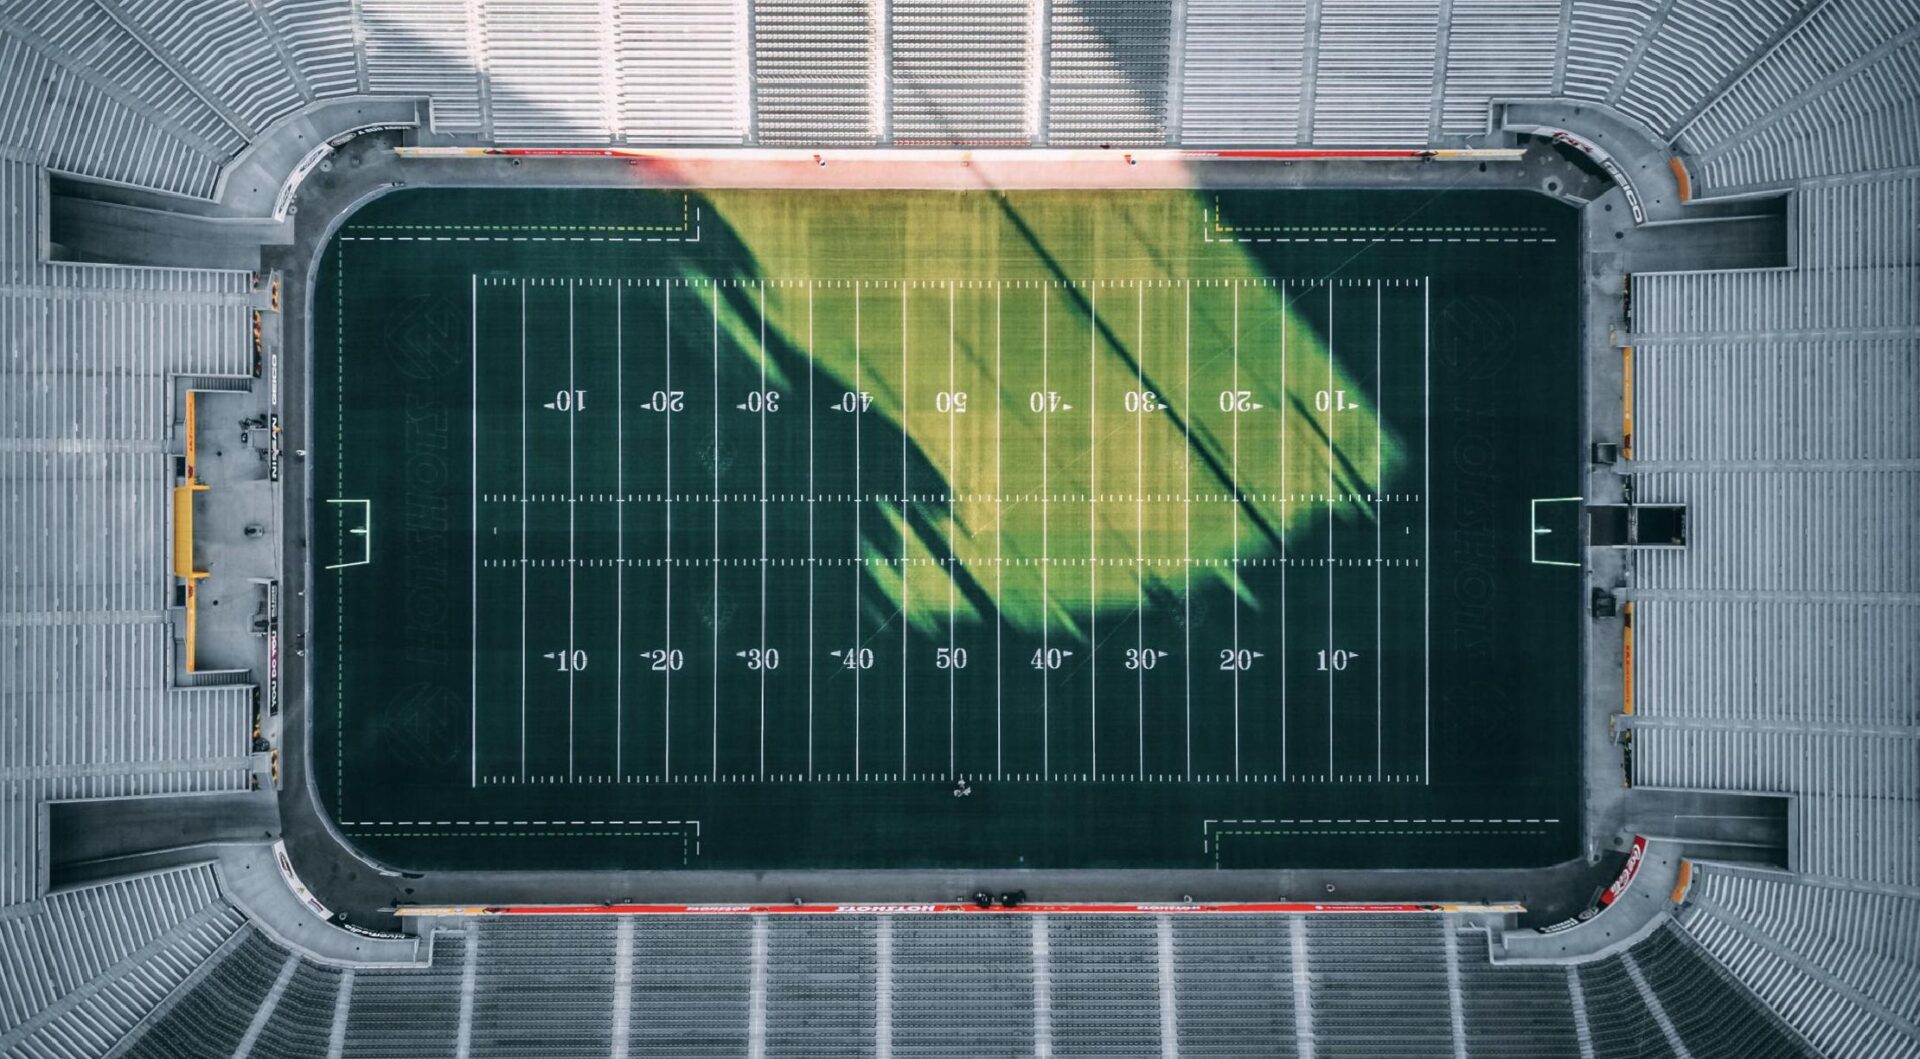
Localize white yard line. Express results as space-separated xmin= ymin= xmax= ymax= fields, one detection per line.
xmin=855 ymin=282 xmax=863 ymax=779
xmin=1326 ymin=282 xmax=1335 ymax=780
xmin=1424 ymin=276 xmax=1432 ymax=785
xmin=947 ymin=282 xmax=957 ymax=780
xmin=759 ymin=281 xmax=768 ymax=780
xmin=901 ymin=283 xmax=909 ymax=779
xmin=1136 ymin=282 xmax=1145 ymax=780
xmin=996 ymin=282 xmax=1004 ymax=780
xmin=1089 ymin=282 xmax=1098 ymax=779
xmin=712 ymin=280 xmax=720 ymax=781
xmin=807 ymin=281 xmax=816 ymax=780
xmin=1041 ymin=290 xmax=1051 ymax=778
xmin=1183 ymin=280 xmax=1192 ymax=781
xmin=1279 ymin=282 xmax=1289 ymax=779
xmin=470 ymin=275 xmax=479 ymax=787
xmin=519 ymin=281 xmax=528 ymax=781
xmin=1232 ymin=282 xmax=1241 ymax=780
xmin=616 ymin=282 xmax=625 ymax=781
xmin=568 ymin=280 xmax=577 ymax=781
xmin=1375 ymin=283 xmax=1383 ymax=781
xmin=664 ymin=281 xmax=674 ymax=781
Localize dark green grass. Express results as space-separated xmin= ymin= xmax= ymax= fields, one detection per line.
xmin=313 ymin=187 xmax=1581 ymax=871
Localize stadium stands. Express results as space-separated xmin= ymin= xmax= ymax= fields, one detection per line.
xmin=0 ymin=1 xmax=1913 ymax=1055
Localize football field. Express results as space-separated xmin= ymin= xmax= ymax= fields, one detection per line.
xmin=314 ymin=186 xmax=1581 ymax=871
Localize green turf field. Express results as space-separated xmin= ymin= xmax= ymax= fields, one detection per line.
xmin=313 ymin=186 xmax=1581 ymax=871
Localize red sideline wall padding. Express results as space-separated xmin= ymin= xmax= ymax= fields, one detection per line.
xmin=399 ymin=901 xmax=1525 ymax=917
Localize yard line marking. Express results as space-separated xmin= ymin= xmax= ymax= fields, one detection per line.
xmin=902 ymin=283 xmax=909 ymax=779
xmin=855 ymin=282 xmax=863 ymax=779
xmin=520 ymin=280 xmax=528 ymax=781
xmin=470 ymin=274 xmax=479 ymax=788
xmin=616 ymin=282 xmax=625 ymax=782
xmin=1327 ymin=282 xmax=1335 ymax=780
xmin=1042 ymin=290 xmax=1050 ymax=778
xmin=807 ymin=281 xmax=816 ymax=780
xmin=1136 ymin=281 xmax=1145 ymax=780
xmin=1183 ymin=280 xmax=1192 ymax=781
xmin=947 ymin=281 xmax=956 ymax=780
xmin=568 ymin=279 xmax=577 ymax=781
xmin=1423 ymin=276 xmax=1431 ymax=786
xmin=1375 ymin=282 xmax=1383 ymax=781
xmin=995 ymin=281 xmax=1004 ymax=781
xmin=664 ymin=281 xmax=674 ymax=780
xmin=712 ymin=281 xmax=721 ymax=781
xmin=1279 ymin=282 xmax=1288 ymax=778
xmin=1232 ymin=282 xmax=1241 ymax=781
xmin=1090 ymin=282 xmax=1098 ymax=779
xmin=759 ymin=281 xmax=768 ymax=780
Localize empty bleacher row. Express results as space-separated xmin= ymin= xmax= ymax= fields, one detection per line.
xmin=25 ymin=910 xmax=1807 ymax=1059
xmin=0 ymin=152 xmax=259 ymax=908
xmin=1626 ymin=166 xmax=1920 ymax=901
xmin=0 ymin=865 xmax=247 ymax=1059
xmin=1678 ymin=865 xmax=1920 ymax=1059
xmin=0 ymin=0 xmax=1911 ymax=190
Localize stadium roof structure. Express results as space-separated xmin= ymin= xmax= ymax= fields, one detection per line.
xmin=1 ymin=2 xmax=1916 ymax=1057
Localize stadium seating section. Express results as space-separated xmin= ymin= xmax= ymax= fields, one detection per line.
xmin=0 ymin=1 xmax=1915 ymax=1055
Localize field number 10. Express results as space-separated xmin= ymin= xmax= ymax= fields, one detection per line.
xmin=1317 ymin=649 xmax=1361 ymax=671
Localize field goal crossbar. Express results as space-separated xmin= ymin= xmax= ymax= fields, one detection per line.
xmin=1530 ymin=497 xmax=1583 ymax=567
xmin=325 ymin=498 xmax=373 ymax=570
